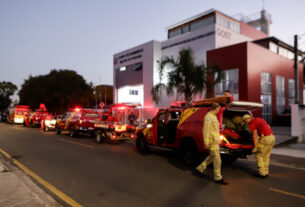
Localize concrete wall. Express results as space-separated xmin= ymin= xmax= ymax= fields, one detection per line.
xmin=215 ymin=24 xmax=251 ymax=48
xmin=291 ymin=104 xmax=305 ymax=143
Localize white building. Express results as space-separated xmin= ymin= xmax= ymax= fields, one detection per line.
xmin=113 ymin=9 xmax=270 ymax=108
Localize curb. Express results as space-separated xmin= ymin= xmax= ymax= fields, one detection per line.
xmin=0 ymin=147 xmax=82 ymax=207
xmin=274 ymin=136 xmax=298 ymax=148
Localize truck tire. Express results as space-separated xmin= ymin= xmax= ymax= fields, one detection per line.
xmin=180 ymin=139 xmax=199 ymax=166
xmin=56 ymin=126 xmax=61 ymax=134
xmin=136 ymin=134 xmax=148 ymax=153
xmin=70 ymin=127 xmax=77 ymax=137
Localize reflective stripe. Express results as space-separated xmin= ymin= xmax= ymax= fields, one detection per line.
xmin=258 ymin=144 xmax=264 ymax=148
xmin=214 ymin=169 xmax=221 ymax=173
xmin=258 ymin=162 xmax=265 ymax=167
xmin=210 ymin=147 xmax=218 ymax=151
xmin=202 ymin=163 xmax=207 ymax=168
xmin=264 ymin=162 xmax=269 ymax=166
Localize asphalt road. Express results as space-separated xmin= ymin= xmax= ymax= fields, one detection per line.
xmin=0 ymin=123 xmax=305 ymax=207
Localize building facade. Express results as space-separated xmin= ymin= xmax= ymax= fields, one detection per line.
xmin=113 ymin=9 xmax=269 ymax=108
xmin=207 ymin=40 xmax=304 ymax=124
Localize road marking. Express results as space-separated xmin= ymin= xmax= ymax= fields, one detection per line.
xmin=269 ymin=187 xmax=305 ymax=200
xmin=0 ymin=147 xmax=82 ymax=207
xmin=58 ymin=138 xmax=95 ymax=149
xmin=0 ymin=148 xmax=12 ymax=159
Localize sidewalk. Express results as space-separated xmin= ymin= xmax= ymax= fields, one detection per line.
xmin=272 ymin=142 xmax=305 ymax=159
xmin=0 ymin=154 xmax=61 ymax=207
xmin=271 ymin=126 xmax=305 ymax=159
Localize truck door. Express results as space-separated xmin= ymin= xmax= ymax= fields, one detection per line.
xmin=164 ymin=111 xmax=181 ymax=144
xmin=156 ymin=112 xmax=167 ymax=145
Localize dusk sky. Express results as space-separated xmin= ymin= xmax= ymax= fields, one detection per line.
xmin=1 ymin=0 xmax=305 ymax=95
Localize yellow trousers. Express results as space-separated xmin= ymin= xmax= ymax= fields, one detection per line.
xmin=198 ymin=144 xmax=222 ymax=181
xmin=256 ymin=135 xmax=275 ymax=176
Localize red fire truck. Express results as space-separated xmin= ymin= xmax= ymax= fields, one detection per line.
xmin=28 ymin=103 xmax=49 ymax=127
xmin=135 ymin=97 xmax=263 ymax=164
xmin=7 ymin=105 xmax=30 ymax=124
xmin=56 ymin=108 xmax=102 ymax=137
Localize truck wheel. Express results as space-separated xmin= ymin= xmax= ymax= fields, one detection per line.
xmin=180 ymin=140 xmax=199 ymax=166
xmin=56 ymin=127 xmax=61 ymax=135
xmin=96 ymin=133 xmax=103 ymax=144
xmin=70 ymin=127 xmax=77 ymax=137
xmin=136 ymin=134 xmax=147 ymax=153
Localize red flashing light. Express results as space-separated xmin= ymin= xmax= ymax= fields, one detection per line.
xmin=74 ymin=108 xmax=81 ymax=112
xmin=130 ymin=134 xmax=135 ymax=139
xmin=118 ymin=106 xmax=127 ymax=110
xmin=111 ymin=134 xmax=116 ymax=140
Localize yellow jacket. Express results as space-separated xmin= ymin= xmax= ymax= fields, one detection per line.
xmin=203 ymin=111 xmax=221 ymax=145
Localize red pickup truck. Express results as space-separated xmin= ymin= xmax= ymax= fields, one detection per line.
xmin=136 ymin=97 xmax=263 ymax=164
xmin=56 ymin=108 xmax=102 ymax=137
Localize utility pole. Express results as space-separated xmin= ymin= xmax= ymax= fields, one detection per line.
xmin=294 ymin=35 xmax=299 ymax=104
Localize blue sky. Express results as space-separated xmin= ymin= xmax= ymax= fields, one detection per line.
xmin=1 ymin=0 xmax=305 ymax=93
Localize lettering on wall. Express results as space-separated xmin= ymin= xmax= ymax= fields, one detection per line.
xmin=216 ymin=28 xmax=231 ymax=40
xmin=114 ymin=48 xmax=144 ymax=65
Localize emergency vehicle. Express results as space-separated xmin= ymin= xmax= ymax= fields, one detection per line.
xmin=41 ymin=114 xmax=57 ymax=131
xmin=7 ymin=105 xmax=30 ymax=124
xmin=94 ymin=111 xmax=136 ymax=143
xmin=56 ymin=108 xmax=102 ymax=137
xmin=135 ymin=97 xmax=263 ymax=164
xmin=29 ymin=104 xmax=49 ymax=127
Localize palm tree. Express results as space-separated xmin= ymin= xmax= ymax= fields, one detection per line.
xmin=151 ymin=48 xmax=223 ymax=104
xmin=203 ymin=65 xmax=224 ymax=98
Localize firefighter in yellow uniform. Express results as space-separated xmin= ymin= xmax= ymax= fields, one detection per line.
xmin=196 ymin=103 xmax=228 ymax=185
xmin=243 ymin=114 xmax=275 ymax=178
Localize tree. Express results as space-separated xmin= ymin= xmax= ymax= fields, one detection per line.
xmin=151 ymin=48 xmax=223 ymax=104
xmin=95 ymin=85 xmax=113 ymax=106
xmin=18 ymin=69 xmax=95 ymax=114
xmin=203 ymin=65 xmax=224 ymax=98
xmin=0 ymin=81 xmax=18 ymax=112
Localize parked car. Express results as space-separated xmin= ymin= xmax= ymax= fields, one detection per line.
xmin=135 ymin=97 xmax=263 ymax=164
xmin=56 ymin=108 xmax=102 ymax=137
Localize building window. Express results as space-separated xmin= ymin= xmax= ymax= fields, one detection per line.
xmin=216 ymin=14 xmax=240 ymax=33
xmin=269 ymin=42 xmax=278 ymax=54
xmin=129 ymin=90 xmax=138 ymax=96
xmin=278 ymin=47 xmax=288 ymax=58
xmin=276 ymin=75 xmax=285 ymax=115
xmin=215 ymin=68 xmax=239 ymax=100
xmin=131 ymin=62 xmax=142 ymax=71
xmin=182 ymin=25 xmax=189 ymax=33
xmin=190 ymin=16 xmax=214 ymax=32
xmin=119 ymin=66 xmax=126 ymax=71
xmin=261 ymin=72 xmax=272 ymax=124
xmin=168 ymin=28 xmax=182 ymax=38
xmin=168 ymin=25 xmax=190 ymax=39
xmin=288 ymin=79 xmax=295 ymax=105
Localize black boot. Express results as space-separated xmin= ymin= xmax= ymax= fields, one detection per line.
xmin=215 ymin=179 xmax=228 ymax=185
